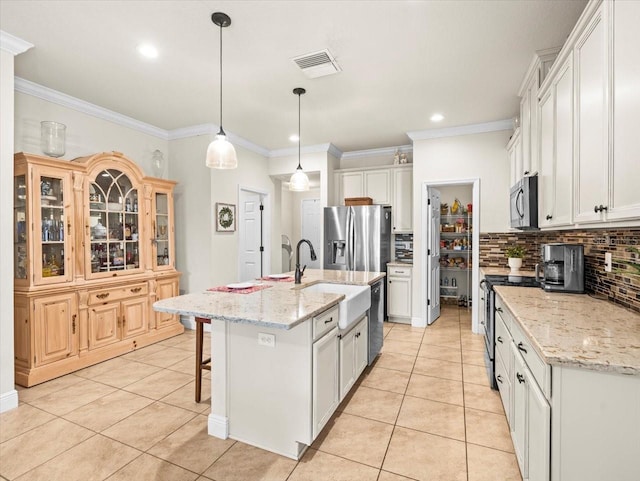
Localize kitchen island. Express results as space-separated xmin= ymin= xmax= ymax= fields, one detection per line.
xmin=492 ymin=286 xmax=640 ymax=481
xmin=153 ymin=269 xmax=385 ymax=460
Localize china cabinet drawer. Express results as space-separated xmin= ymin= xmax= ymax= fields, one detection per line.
xmin=510 ymin=317 xmax=550 ymax=399
xmin=89 ymin=283 xmax=148 ymax=305
xmin=313 ymin=306 xmax=339 ymax=341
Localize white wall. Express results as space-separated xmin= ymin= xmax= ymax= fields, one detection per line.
xmin=0 ymin=48 xmax=18 ymax=412
xmin=436 ymin=184 xmax=473 ymax=212
xmin=14 ymin=92 xmax=169 ymax=175
xmin=412 ymin=130 xmax=512 ymax=323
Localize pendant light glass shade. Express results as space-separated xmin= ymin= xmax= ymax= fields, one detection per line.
xmin=289 ymin=87 xmax=309 ymax=191
xmin=207 ymin=12 xmax=237 ymax=169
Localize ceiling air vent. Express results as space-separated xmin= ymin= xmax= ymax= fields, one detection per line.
xmin=292 ymin=49 xmax=341 ymax=79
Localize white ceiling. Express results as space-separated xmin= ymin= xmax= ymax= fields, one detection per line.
xmin=1 ymin=0 xmax=587 ymax=153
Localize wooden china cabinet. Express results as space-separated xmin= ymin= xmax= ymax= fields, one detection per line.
xmin=13 ymin=151 xmax=182 ymax=387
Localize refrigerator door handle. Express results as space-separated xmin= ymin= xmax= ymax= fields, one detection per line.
xmin=346 ymin=207 xmax=353 ymax=270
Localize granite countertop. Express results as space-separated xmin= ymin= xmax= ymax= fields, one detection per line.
xmin=153 ymin=269 xmax=385 ymax=330
xmin=494 ymin=286 xmax=640 ymax=375
xmin=481 ymin=267 xmax=536 ymax=277
xmin=388 ymin=262 xmax=413 ymax=267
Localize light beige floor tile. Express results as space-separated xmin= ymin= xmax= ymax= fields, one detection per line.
xmin=359 ymin=367 xmax=410 ymax=394
xmin=385 ymin=329 xmax=424 ymax=343
xmin=203 ymin=442 xmax=297 ymax=481
xmin=397 ymin=395 xmax=465 ymax=440
xmin=413 ymin=357 xmax=463 ymax=381
xmin=288 ymin=448 xmax=379 ymax=481
xmin=135 ymin=346 xmax=193 ymax=368
xmin=378 ymin=471 xmax=416 ymax=481
xmin=156 ymin=333 xmax=191 ymax=347
xmin=382 ymin=339 xmax=420 ymax=356
xmin=461 ymin=337 xmax=486 ymax=353
xmin=372 ymin=352 xmax=415 ymax=373
xmin=148 ymin=415 xmax=234 ymax=474
xmin=121 ymin=343 xmax=167 ymax=361
xmin=91 ymin=359 xmax=162 ymax=388
xmin=160 ymin=379 xmax=211 ymax=413
xmin=387 ymin=323 xmax=424 ymax=333
xmin=102 ymin=402 xmax=196 ymax=451
xmin=29 ymin=379 xmax=116 ymax=416
xmin=467 ymin=444 xmax=522 ymax=481
xmin=15 ymin=434 xmax=140 ymax=481
xmin=466 ymin=408 xmax=514 ymax=453
xmin=382 ymin=426 xmax=467 ymax=481
xmin=123 ymin=369 xmax=193 ymax=400
xmin=74 ymin=356 xmax=131 ymax=379
xmin=63 ymin=390 xmax=154 ymax=432
xmin=0 ymin=418 xmax=93 ymax=479
xmin=417 ymin=344 xmax=461 ymax=362
xmin=107 ymin=453 xmax=198 ymax=481
xmin=171 ymin=338 xmax=198 ymax=352
xmin=463 ymin=363 xmax=490 ymax=387
xmin=340 ymin=386 xmax=403 ymax=424
xmin=165 ymin=356 xmax=198 ymax=376
xmin=462 ymin=348 xmax=486 ymax=367
xmin=463 ymin=382 xmax=505 ymax=415
xmin=16 ymin=374 xmax=84 ymax=404
xmin=0 ymin=403 xmax=56 ymax=443
xmin=312 ymin=412 xmax=393 ymax=468
xmin=420 ymin=337 xmax=461 ymax=349
xmin=406 ymin=373 xmax=464 ymax=406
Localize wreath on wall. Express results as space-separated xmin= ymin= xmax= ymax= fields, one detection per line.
xmin=216 ymin=203 xmax=236 ymax=232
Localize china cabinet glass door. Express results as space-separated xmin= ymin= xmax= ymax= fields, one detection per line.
xmin=154 ymin=191 xmax=172 ymax=269
xmin=88 ymin=169 xmax=140 ymax=276
xmin=33 ymin=166 xmax=73 ymax=284
xmin=14 ymin=174 xmax=28 ymax=281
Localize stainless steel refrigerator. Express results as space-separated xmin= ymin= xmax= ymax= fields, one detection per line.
xmin=324 ymin=205 xmax=391 ymax=364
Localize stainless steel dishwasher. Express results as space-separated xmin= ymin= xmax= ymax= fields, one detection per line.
xmin=368 ymin=279 xmax=384 ymax=364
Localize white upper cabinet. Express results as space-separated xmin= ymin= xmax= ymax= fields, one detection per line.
xmin=392 ymin=167 xmax=412 ymax=233
xmin=363 ymin=169 xmax=392 ymax=205
xmin=508 ymin=128 xmax=522 ymax=188
xmin=609 ymin=0 xmax=640 ymax=221
xmin=573 ymin=2 xmax=609 ymax=224
xmin=339 ymin=172 xmax=364 ymax=203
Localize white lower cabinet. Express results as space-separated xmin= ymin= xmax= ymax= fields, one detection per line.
xmin=339 ymin=315 xmax=368 ymax=401
xmin=387 ymin=265 xmax=412 ymax=321
xmin=312 ymin=326 xmax=339 ymax=438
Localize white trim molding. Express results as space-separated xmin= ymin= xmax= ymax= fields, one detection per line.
xmin=268 ymin=142 xmax=341 ymax=159
xmin=407 ymin=119 xmax=514 ymax=142
xmin=0 ymin=31 xmax=33 ymax=55
xmin=341 ymin=144 xmax=412 ymax=161
xmin=208 ymin=413 xmax=230 ymax=439
xmin=0 ymin=389 xmax=18 ymax=413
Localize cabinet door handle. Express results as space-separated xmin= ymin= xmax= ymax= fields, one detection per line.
xmin=337 ymin=334 xmax=342 ymax=340
xmin=72 ymin=314 xmax=77 ymax=334
xmin=96 ymin=293 xmax=110 ymax=299
xmin=497 ymin=336 xmax=503 ymax=344
xmin=480 ymin=321 xmax=485 ymax=326
xmin=324 ymin=317 xmax=333 ymax=324
xmin=122 ymin=317 xmax=126 ymax=326
xmin=67 ymin=222 xmax=72 ymax=235
xmin=517 ymin=342 xmax=527 ymax=354
xmin=517 ymin=373 xmax=525 ymax=384
xmin=546 ymin=214 xmax=552 ymax=220
xmin=496 ymin=374 xmax=503 ymax=384
xmin=496 ymin=307 xmax=503 ymax=313
xmin=524 ymin=170 xmax=529 ymax=175
xmin=131 ymin=287 xmax=142 ymax=293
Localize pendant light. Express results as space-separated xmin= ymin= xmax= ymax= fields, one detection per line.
xmin=206 ymin=12 xmax=237 ymax=169
xmin=289 ymin=87 xmax=310 ymax=191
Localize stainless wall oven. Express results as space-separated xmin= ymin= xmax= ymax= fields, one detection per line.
xmin=481 ymin=275 xmax=540 ymax=389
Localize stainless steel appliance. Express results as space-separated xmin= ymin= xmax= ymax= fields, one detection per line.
xmin=509 ymin=176 xmax=538 ymax=230
xmin=481 ymin=275 xmax=541 ymax=390
xmin=324 ymin=205 xmax=391 ymax=363
xmin=535 ymin=243 xmax=585 ymax=293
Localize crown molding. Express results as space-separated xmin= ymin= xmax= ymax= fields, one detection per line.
xmin=0 ymin=31 xmax=33 ymax=55
xmin=341 ymin=144 xmax=412 ymax=161
xmin=226 ymin=131 xmax=270 ymax=157
xmin=167 ymin=124 xmax=214 ymax=140
xmin=15 ymin=77 xmax=169 ymax=140
xmin=268 ymin=142 xmax=340 ymax=159
xmin=407 ymin=119 xmax=514 ymax=142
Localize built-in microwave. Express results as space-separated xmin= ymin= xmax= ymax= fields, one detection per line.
xmin=509 ymin=176 xmax=538 ymax=230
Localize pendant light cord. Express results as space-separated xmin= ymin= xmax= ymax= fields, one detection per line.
xmin=219 ymin=23 xmax=223 ymax=134
xmin=297 ymin=92 xmax=302 ymax=170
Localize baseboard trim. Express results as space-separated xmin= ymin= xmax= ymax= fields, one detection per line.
xmin=0 ymin=389 xmax=19 ymax=413
xmin=411 ymin=316 xmax=427 ymax=328
xmin=208 ymin=413 xmax=229 ymax=439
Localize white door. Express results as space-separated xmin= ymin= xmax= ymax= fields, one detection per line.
xmin=427 ymin=188 xmax=441 ymax=324
xmin=238 ymin=190 xmax=263 ymax=281
xmin=300 ymin=198 xmax=321 ymax=268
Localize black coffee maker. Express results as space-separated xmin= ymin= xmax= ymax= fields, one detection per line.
xmin=535 ymin=243 xmax=585 ymax=293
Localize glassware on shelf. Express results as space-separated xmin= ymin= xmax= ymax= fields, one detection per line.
xmin=41 ymin=121 xmax=66 ymax=158
xmin=152 ymin=150 xmax=164 ymax=178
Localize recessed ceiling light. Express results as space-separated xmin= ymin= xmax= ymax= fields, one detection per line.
xmin=289 ymin=134 xmax=299 ymax=142
xmin=430 ymin=113 xmax=444 ymax=122
xmin=137 ymin=43 xmax=158 ymax=59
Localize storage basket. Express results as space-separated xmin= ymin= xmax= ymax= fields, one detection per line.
xmin=345 ymin=197 xmax=373 ymax=206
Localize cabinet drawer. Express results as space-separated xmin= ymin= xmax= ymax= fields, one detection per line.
xmin=510 ymin=318 xmax=551 ymax=399
xmin=388 ymin=266 xmax=412 ymax=278
xmin=313 ymin=306 xmax=339 ymax=341
xmin=89 ymin=283 xmax=148 ymax=305
xmin=495 ymin=314 xmax=513 ymax=378
xmin=494 ymin=295 xmax=513 ymax=333
xmin=495 ymin=353 xmax=512 ymax=425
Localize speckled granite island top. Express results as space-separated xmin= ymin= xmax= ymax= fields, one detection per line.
xmin=153 ymin=269 xmax=385 ymax=330
xmin=494 ymin=286 xmax=640 ymax=375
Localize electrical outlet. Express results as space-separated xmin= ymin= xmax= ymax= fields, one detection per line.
xmin=604 ymin=252 xmax=612 ymax=273
xmin=258 ymin=332 xmax=275 ymax=348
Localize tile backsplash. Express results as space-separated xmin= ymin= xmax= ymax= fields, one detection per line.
xmin=394 ymin=233 xmax=413 ymax=263
xmin=479 ymin=228 xmax=640 ymax=313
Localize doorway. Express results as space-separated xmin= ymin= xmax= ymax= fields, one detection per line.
xmin=422 ymin=179 xmax=480 ymax=333
xmin=300 ymin=198 xmax=321 ymax=268
xmin=238 ymin=187 xmax=270 ymax=281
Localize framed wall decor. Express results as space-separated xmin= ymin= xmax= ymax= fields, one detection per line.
xmin=216 ymin=202 xmax=236 ymax=232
